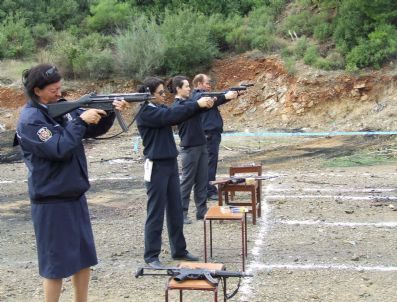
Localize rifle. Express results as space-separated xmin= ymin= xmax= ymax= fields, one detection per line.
xmin=201 ymin=83 xmax=254 ymax=98
xmin=47 ymin=92 xmax=154 ymax=132
xmin=135 ymin=266 xmax=252 ymax=299
xmin=210 ymin=175 xmax=278 ymax=185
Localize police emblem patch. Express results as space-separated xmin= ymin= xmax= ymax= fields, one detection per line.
xmin=65 ymin=113 xmax=73 ymax=121
xmin=37 ymin=127 xmax=53 ymax=142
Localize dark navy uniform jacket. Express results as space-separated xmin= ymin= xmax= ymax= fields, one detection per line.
xmin=192 ymin=89 xmax=230 ymax=134
xmin=16 ymin=100 xmax=115 ymax=203
xmin=172 ymin=97 xmax=206 ymax=147
xmin=136 ymin=101 xmax=201 ymax=160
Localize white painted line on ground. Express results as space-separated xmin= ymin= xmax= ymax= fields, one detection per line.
xmin=275 ymin=219 xmax=397 ymax=228
xmin=0 ymin=176 xmax=137 ymax=184
xmin=266 ymin=194 xmax=397 ymax=201
xmin=255 ymin=263 xmax=397 ymax=272
xmin=285 ymin=172 xmax=397 ymax=177
xmin=0 ymin=180 xmax=19 ymax=184
xmin=89 ymin=176 xmax=135 ymax=181
xmin=239 ymin=184 xmax=273 ymax=302
xmin=268 ymin=188 xmax=396 ymax=193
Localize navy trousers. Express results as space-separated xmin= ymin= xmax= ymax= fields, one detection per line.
xmin=144 ymin=158 xmax=187 ymax=263
xmin=205 ymin=132 xmax=222 ymax=197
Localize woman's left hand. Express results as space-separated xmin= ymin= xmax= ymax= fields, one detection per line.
xmin=112 ymin=99 xmax=129 ymax=111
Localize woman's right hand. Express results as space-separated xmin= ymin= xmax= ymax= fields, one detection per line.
xmin=197 ymin=97 xmax=214 ymax=108
xmin=80 ymin=109 xmax=107 ymax=124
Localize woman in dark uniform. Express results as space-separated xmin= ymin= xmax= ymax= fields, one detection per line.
xmin=15 ymin=64 xmax=127 ymax=302
xmin=136 ymin=76 xmax=213 ymax=268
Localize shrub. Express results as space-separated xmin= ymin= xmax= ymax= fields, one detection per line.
xmin=160 ymin=8 xmax=219 ymax=75
xmin=332 ymin=2 xmax=372 ymax=55
xmin=283 ymin=57 xmax=297 ymax=75
xmin=86 ymin=0 xmax=134 ymax=33
xmin=206 ymin=14 xmax=238 ymax=51
xmin=49 ymin=31 xmax=115 ymax=79
xmin=115 ymin=16 xmax=166 ymax=80
xmin=281 ymin=11 xmax=328 ymax=37
xmin=293 ymin=36 xmax=308 ymax=58
xmin=303 ymin=45 xmax=319 ymax=65
xmin=313 ymin=22 xmax=332 ymax=42
xmin=87 ymin=49 xmax=114 ymax=79
xmin=0 ymin=14 xmax=35 ymax=59
xmin=48 ymin=31 xmax=79 ymax=77
xmin=225 ymin=5 xmax=282 ymax=53
xmin=346 ymin=24 xmax=397 ymax=70
xmin=31 ymin=23 xmax=55 ymax=48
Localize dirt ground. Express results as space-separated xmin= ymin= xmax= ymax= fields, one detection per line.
xmin=1 ymin=133 xmax=397 ymax=302
xmin=1 ymin=55 xmax=397 ymax=301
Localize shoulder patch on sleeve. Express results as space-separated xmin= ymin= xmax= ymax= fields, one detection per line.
xmin=37 ymin=127 xmax=53 ymax=142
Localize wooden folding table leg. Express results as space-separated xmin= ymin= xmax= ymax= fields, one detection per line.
xmin=204 ymin=219 xmax=208 ymax=262
xmin=241 ymin=218 xmax=245 ymax=271
xmin=251 ymin=187 xmax=257 ymax=225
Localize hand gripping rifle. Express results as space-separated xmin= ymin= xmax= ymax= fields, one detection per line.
xmin=135 ymin=266 xmax=253 ymax=299
xmin=47 ymin=92 xmax=154 ymax=132
xmin=200 ymin=83 xmax=254 ymax=98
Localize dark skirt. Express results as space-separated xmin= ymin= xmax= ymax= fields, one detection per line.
xmin=31 ymin=195 xmax=98 ymax=279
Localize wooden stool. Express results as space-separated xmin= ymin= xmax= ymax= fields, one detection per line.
xmin=204 ymin=206 xmax=247 ymax=271
xmin=165 ymin=262 xmax=226 ymax=302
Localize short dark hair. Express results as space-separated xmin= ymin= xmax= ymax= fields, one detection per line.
xmin=22 ymin=64 xmax=61 ymax=101
xmin=138 ymin=77 xmax=165 ymax=95
xmin=166 ymin=75 xmax=188 ymax=94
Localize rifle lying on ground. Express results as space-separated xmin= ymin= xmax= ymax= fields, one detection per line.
xmin=201 ymin=83 xmax=254 ymax=98
xmin=210 ymin=175 xmax=278 ymax=185
xmin=47 ymin=92 xmax=154 ymax=132
xmin=135 ymin=266 xmax=252 ymax=299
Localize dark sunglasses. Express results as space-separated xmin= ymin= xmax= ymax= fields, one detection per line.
xmin=44 ymin=66 xmax=58 ymax=78
xmin=156 ymin=90 xmax=166 ymax=96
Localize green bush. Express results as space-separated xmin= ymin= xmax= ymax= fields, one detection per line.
xmin=87 ymin=50 xmax=114 ymax=79
xmin=303 ymin=45 xmax=319 ymax=65
xmin=49 ymin=31 xmax=115 ymax=79
xmin=346 ymin=24 xmax=397 ymax=70
xmin=293 ymin=36 xmax=308 ymax=58
xmin=160 ymin=8 xmax=219 ymax=75
xmin=206 ymin=14 xmax=238 ymax=51
xmin=313 ymin=22 xmax=332 ymax=42
xmin=0 ymin=32 xmax=6 ymax=58
xmin=332 ymin=1 xmax=372 ymax=55
xmin=86 ymin=0 xmax=134 ymax=33
xmin=49 ymin=31 xmax=79 ymax=77
xmin=31 ymin=23 xmax=55 ymax=48
xmin=225 ymin=5 xmax=282 ymax=53
xmin=115 ymin=17 xmax=166 ymax=80
xmin=283 ymin=56 xmax=297 ymax=75
xmin=281 ymin=10 xmax=328 ymax=37
xmin=325 ymin=51 xmax=345 ymax=69
xmin=129 ymin=0 xmax=258 ymax=17
xmin=0 ymin=14 xmax=35 ymax=59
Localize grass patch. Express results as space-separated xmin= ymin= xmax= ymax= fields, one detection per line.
xmin=325 ymin=153 xmax=397 ymax=167
xmin=0 ymin=59 xmax=37 ymax=84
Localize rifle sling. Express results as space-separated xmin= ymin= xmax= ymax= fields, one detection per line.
xmin=94 ymin=101 xmax=147 ymax=140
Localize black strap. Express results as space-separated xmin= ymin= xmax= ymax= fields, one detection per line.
xmin=220 ymin=277 xmax=242 ymax=300
xmin=94 ymin=101 xmax=147 ymax=140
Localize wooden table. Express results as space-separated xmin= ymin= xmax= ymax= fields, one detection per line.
xmin=203 ymin=206 xmax=247 ymax=271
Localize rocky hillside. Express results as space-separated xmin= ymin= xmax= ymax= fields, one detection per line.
xmin=1 ymin=54 xmax=397 ymax=133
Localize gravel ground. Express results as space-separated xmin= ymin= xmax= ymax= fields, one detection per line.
xmin=1 ymin=134 xmax=397 ymax=302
